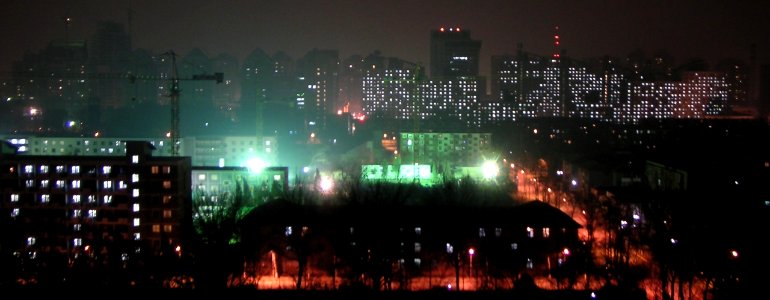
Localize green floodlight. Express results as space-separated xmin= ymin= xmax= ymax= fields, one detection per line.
xmin=482 ymin=160 xmax=499 ymax=180
xmin=246 ymin=157 xmax=267 ymax=173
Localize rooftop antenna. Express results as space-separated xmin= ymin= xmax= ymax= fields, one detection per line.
xmin=64 ymin=10 xmax=72 ymax=44
xmin=552 ymin=25 xmax=561 ymax=60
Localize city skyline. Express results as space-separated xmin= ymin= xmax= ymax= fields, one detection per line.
xmin=2 ymin=0 xmax=769 ymax=78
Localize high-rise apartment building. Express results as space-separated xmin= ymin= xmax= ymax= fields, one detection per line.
xmin=0 ymin=141 xmax=192 ymax=258
xmin=429 ymin=27 xmax=481 ymax=78
xmin=362 ymin=58 xmax=421 ymax=120
xmin=296 ymin=49 xmax=339 ymax=130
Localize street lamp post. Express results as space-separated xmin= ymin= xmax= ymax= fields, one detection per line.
xmin=468 ymin=248 xmax=475 ymax=289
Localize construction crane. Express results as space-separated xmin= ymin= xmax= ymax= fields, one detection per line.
xmin=162 ymin=50 xmax=223 ymax=156
xmin=2 ymin=50 xmax=222 ymax=153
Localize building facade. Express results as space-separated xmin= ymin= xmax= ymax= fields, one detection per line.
xmin=0 ymin=141 xmax=192 ymax=259
xmin=430 ymin=27 xmax=481 ymax=78
xmin=398 ymin=132 xmax=493 ymax=174
xmin=2 ymin=135 xmax=278 ymax=168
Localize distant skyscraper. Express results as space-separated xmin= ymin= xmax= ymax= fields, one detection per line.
xmin=429 ymin=27 xmax=481 ymax=78
xmin=240 ymin=48 xmax=273 ymax=135
xmin=11 ymin=39 xmax=89 ymax=133
xmin=362 ymin=58 xmax=420 ymax=120
xmin=339 ymin=54 xmax=366 ymax=114
xmin=715 ymin=60 xmax=748 ymax=109
xmin=296 ymin=49 xmax=339 ymax=130
xmin=88 ymin=21 xmax=131 ymax=70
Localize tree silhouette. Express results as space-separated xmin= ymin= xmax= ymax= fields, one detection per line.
xmin=190 ymin=181 xmax=253 ymax=288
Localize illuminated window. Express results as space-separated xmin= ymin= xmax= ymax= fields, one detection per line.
xmin=479 ymin=228 xmax=486 ymax=237
xmin=133 ymin=203 xmax=140 ymax=212
xmin=11 ymin=194 xmax=19 ymax=202
xmin=27 ymin=237 xmax=36 ymax=246
xmin=25 ymin=180 xmax=34 ymax=188
xmin=162 ymin=195 xmax=172 ymax=204
xmin=40 ymin=179 xmax=49 ymax=188
xmin=163 ymin=166 xmax=171 ymax=174
xmin=73 ymin=238 xmax=82 ymax=247
xmin=103 ymin=195 xmax=112 ymax=204
xmin=152 ymin=225 xmax=161 ymax=233
xmin=163 ymin=181 xmax=172 ymax=189
xmin=103 ymin=180 xmax=112 ymax=189
xmin=41 ymin=194 xmax=50 ymax=203
xmin=24 ymin=165 xmax=33 ymax=174
xmin=11 ymin=208 xmax=19 ymax=217
xmin=102 ymin=166 xmax=111 ymax=174
xmin=132 ymin=189 xmax=139 ymax=197
xmin=526 ymin=227 xmax=534 ymax=238
xmin=56 ymin=180 xmax=65 ymax=188
xmin=118 ymin=180 xmax=127 ymax=189
xmin=71 ymin=180 xmax=81 ymax=189
xmin=543 ymin=228 xmax=550 ymax=238
xmin=87 ymin=209 xmax=97 ymax=218
xmin=133 ymin=218 xmax=140 ymax=227
xmin=132 ymin=155 xmax=139 ymax=163
xmin=56 ymin=165 xmax=65 ymax=173
xmin=73 ymin=224 xmax=81 ymax=232
xmin=163 ymin=210 xmax=172 ymax=218
xmin=198 ymin=174 xmax=206 ymax=181
xmin=71 ymin=166 xmax=80 ymax=174
xmin=72 ymin=210 xmax=81 ymax=218
xmin=164 ymin=225 xmax=173 ymax=233
xmin=414 ymin=242 xmax=421 ymax=253
xmin=131 ymin=174 xmax=139 ymax=183
xmin=72 ymin=195 xmax=81 ymax=204
xmin=151 ymin=166 xmax=159 ymax=174
xmin=133 ymin=233 xmax=141 ymax=241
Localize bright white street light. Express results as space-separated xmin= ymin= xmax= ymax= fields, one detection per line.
xmin=482 ymin=161 xmax=499 ymax=179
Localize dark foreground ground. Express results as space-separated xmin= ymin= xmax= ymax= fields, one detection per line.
xmin=10 ymin=288 xmax=643 ymax=299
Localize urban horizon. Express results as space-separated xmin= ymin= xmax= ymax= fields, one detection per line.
xmin=1 ymin=1 xmax=769 ymax=298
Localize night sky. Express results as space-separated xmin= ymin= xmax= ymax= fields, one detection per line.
xmin=2 ymin=0 xmax=769 ymax=76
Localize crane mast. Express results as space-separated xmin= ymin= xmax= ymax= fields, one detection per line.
xmin=163 ymin=50 xmax=223 ymax=156
xmin=165 ymin=51 xmax=181 ymax=156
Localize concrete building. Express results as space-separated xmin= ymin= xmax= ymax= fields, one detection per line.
xmin=398 ymin=132 xmax=493 ymax=175
xmin=430 ymin=27 xmax=481 ymax=78
xmin=0 ymin=140 xmax=192 ymax=257
xmin=2 ymin=135 xmax=278 ymax=168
